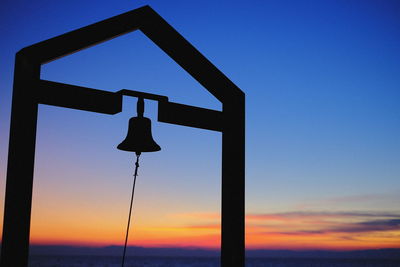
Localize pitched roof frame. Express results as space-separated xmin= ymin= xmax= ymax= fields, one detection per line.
xmin=20 ymin=5 xmax=243 ymax=103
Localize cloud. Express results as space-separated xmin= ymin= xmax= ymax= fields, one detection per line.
xmin=172 ymin=211 xmax=400 ymax=222
xmin=149 ymin=210 xmax=400 ymax=250
xmin=325 ymin=193 xmax=400 ymax=204
xmin=170 ymin=212 xmax=220 ymax=220
xmin=293 ymin=193 xmax=400 ymax=210
xmin=185 ymin=224 xmax=220 ymax=230
xmin=246 ymin=212 xmax=400 ymax=236
xmin=247 ymin=211 xmax=400 ymax=221
xmin=337 ymin=219 xmax=400 ymax=233
xmin=278 ymin=219 xmax=400 ymax=235
xmin=170 ymin=211 xmax=400 ymax=239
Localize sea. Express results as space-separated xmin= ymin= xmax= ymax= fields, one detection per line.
xmin=28 ymin=255 xmax=400 ymax=267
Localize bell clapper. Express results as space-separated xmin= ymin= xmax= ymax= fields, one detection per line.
xmin=134 ymin=152 xmax=140 ymax=177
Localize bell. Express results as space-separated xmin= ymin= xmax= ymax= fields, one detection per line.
xmin=117 ymin=97 xmax=161 ymax=154
xmin=117 ymin=116 xmax=161 ymax=153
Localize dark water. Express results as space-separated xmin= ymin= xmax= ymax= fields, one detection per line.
xmin=28 ymin=255 xmax=400 ymax=267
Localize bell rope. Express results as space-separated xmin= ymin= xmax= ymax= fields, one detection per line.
xmin=121 ymin=152 xmax=141 ymax=267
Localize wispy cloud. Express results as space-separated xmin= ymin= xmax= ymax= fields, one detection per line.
xmin=185 ymin=224 xmax=220 ymax=230
xmin=170 ymin=212 xmax=220 ymax=220
xmin=325 ymin=193 xmax=400 ymax=204
xmin=247 ymin=211 xmax=400 ymax=233
xmin=337 ymin=219 xmax=400 ymax=233
xmin=278 ymin=219 xmax=400 ymax=235
xmin=247 ymin=211 xmax=400 ymax=221
xmin=295 ymin=194 xmax=400 ymax=213
xmin=166 ymin=210 xmax=400 ymax=249
xmin=294 ymin=193 xmax=400 ymax=210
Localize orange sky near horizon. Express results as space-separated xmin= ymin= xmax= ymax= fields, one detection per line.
xmin=24 ymin=211 xmax=400 ymax=250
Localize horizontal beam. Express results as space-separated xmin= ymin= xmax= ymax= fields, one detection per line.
xmin=37 ymin=80 xmax=223 ymax=130
xmin=37 ymin=80 xmax=122 ymax=114
xmin=158 ymin=101 xmax=223 ymax=132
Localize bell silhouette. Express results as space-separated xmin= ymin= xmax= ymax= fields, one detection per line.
xmin=117 ymin=98 xmax=161 ymax=154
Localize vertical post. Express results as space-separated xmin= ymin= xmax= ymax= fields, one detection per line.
xmin=1 ymin=53 xmax=40 ymax=267
xmin=221 ymin=94 xmax=245 ymax=267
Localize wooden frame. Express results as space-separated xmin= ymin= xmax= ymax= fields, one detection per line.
xmin=1 ymin=6 xmax=245 ymax=267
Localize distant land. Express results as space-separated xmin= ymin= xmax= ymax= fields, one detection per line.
xmin=27 ymin=245 xmax=400 ymax=259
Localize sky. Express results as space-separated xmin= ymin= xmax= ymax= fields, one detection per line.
xmin=1 ymin=0 xmax=400 ymax=251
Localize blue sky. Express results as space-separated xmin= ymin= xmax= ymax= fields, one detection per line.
xmin=1 ymin=0 xmax=399 ymax=249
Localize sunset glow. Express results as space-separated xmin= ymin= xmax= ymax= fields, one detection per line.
xmin=1 ymin=0 xmax=400 ymax=255
xmin=27 ymin=209 xmax=400 ymax=250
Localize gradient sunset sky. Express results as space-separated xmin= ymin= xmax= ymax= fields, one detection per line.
xmin=1 ymin=0 xmax=399 ymax=251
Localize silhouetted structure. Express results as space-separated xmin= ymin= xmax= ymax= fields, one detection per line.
xmin=1 ymin=6 xmax=245 ymax=267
